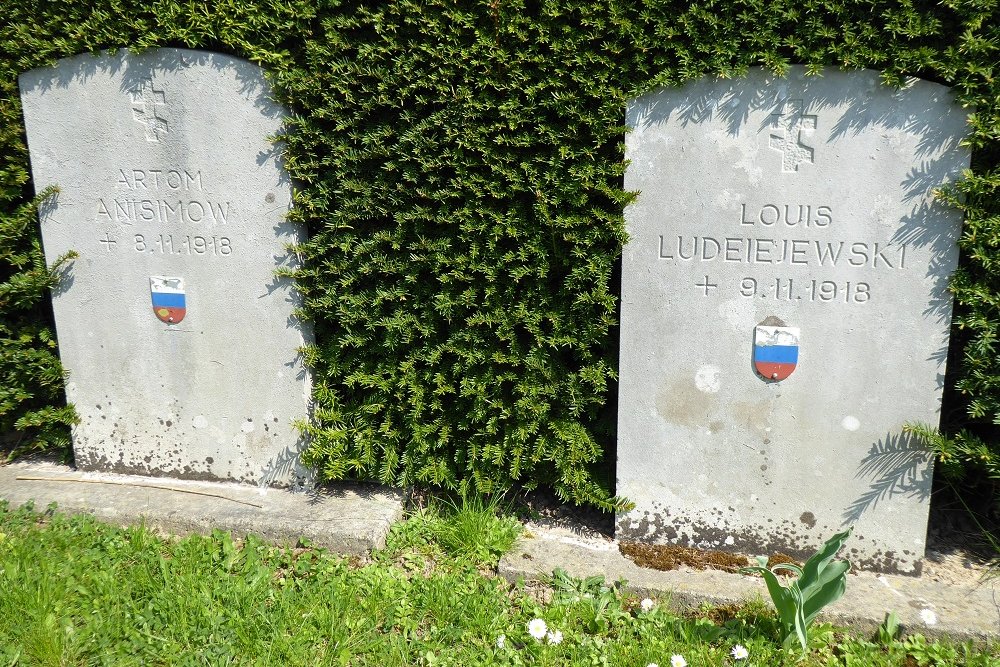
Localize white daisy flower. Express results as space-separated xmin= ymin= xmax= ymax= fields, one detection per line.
xmin=640 ymin=597 xmax=655 ymax=612
xmin=671 ymin=655 xmax=687 ymax=667
xmin=731 ymin=644 xmax=749 ymax=660
xmin=546 ymin=629 xmax=563 ymax=645
xmin=527 ymin=618 xmax=548 ymax=640
xmin=920 ymin=608 xmax=938 ymax=626
xmin=496 ymin=634 xmax=505 ymax=649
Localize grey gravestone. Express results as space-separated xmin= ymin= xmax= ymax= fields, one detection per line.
xmin=617 ymin=67 xmax=970 ymax=574
xmin=19 ymin=48 xmax=312 ymax=487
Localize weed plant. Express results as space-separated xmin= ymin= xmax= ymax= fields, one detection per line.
xmin=0 ymin=502 xmax=997 ymax=666
xmin=741 ymin=527 xmax=853 ymax=653
xmin=376 ymin=493 xmax=521 ymax=568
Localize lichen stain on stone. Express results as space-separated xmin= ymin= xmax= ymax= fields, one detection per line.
xmin=730 ymin=400 xmax=772 ymax=436
xmin=655 ymin=376 xmax=716 ymax=426
xmin=77 ymin=453 xmax=249 ymax=484
xmin=75 ymin=443 xmax=249 ymax=484
xmin=854 ymin=550 xmax=919 ymax=576
xmin=617 ymin=511 xmax=921 ymax=575
xmin=617 ymin=509 xmax=677 ymax=541
xmin=799 ymin=511 xmax=817 ymax=528
xmin=244 ymin=430 xmax=274 ymax=455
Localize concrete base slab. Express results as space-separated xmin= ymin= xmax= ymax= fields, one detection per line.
xmin=0 ymin=460 xmax=403 ymax=556
xmin=499 ymin=523 xmax=1000 ymax=642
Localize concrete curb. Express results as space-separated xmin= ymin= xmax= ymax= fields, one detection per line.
xmin=499 ymin=522 xmax=1000 ymax=642
xmin=4 ymin=460 xmax=997 ymax=641
xmin=0 ymin=460 xmax=404 ymax=556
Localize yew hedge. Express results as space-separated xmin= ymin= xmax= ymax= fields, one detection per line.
xmin=1 ymin=0 xmax=998 ymax=508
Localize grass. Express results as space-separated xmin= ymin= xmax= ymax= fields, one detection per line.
xmin=378 ymin=492 xmax=522 ymax=567
xmin=0 ymin=499 xmax=997 ymax=666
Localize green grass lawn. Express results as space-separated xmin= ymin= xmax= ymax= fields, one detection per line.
xmin=0 ymin=499 xmax=996 ymax=666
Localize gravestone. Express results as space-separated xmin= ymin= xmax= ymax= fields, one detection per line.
xmin=617 ymin=67 xmax=970 ymax=574
xmin=19 ymin=48 xmax=312 ymax=487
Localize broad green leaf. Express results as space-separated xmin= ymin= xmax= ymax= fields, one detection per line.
xmin=798 ymin=526 xmax=853 ymax=591
xmin=802 ymin=559 xmax=851 ymax=625
xmin=744 ymin=566 xmax=797 ymax=638
xmin=786 ymin=583 xmax=809 ymax=652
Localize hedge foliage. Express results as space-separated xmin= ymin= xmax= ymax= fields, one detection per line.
xmin=1 ymin=0 xmax=999 ymax=508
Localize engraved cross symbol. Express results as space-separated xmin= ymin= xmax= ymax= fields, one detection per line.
xmin=131 ymin=79 xmax=168 ymax=142
xmin=769 ymin=99 xmax=817 ymax=173
xmin=99 ymin=232 xmax=117 ymax=251
xmin=696 ymin=275 xmax=717 ymax=295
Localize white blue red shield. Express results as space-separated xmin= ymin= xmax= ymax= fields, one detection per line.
xmin=149 ymin=276 xmax=186 ymax=324
xmin=754 ymin=324 xmax=799 ymax=381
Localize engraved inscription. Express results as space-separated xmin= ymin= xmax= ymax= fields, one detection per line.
xmin=658 ymin=236 xmax=907 ymax=270
xmin=663 ymin=202 xmax=904 ymax=304
xmin=118 ymin=169 xmax=202 ymax=190
xmin=134 ymin=233 xmax=232 ymax=256
xmin=696 ymin=275 xmax=718 ymax=295
xmin=131 ymin=80 xmax=168 ymax=142
xmin=96 ymin=169 xmax=234 ymax=226
xmin=97 ymin=199 xmax=231 ymax=225
xmin=769 ymin=99 xmax=816 ymax=173
xmin=96 ymin=167 xmax=236 ymax=256
xmin=741 ymin=203 xmax=831 ymax=227
xmin=739 ymin=277 xmax=871 ymax=303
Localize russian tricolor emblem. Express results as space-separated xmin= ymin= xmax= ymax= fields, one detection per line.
xmin=753 ymin=324 xmax=799 ymax=381
xmin=150 ymin=276 xmax=186 ymax=324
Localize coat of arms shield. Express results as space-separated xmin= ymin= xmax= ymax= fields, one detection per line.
xmin=150 ymin=276 xmax=186 ymax=324
xmin=753 ymin=322 xmax=799 ymax=381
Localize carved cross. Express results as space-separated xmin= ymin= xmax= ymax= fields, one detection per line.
xmin=695 ymin=275 xmax=718 ymax=295
xmin=768 ymin=99 xmax=816 ymax=173
xmin=131 ymin=79 xmax=168 ymax=142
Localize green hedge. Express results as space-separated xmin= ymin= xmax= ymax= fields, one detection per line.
xmin=2 ymin=0 xmax=998 ymax=508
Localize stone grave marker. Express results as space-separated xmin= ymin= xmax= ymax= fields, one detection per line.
xmin=617 ymin=67 xmax=970 ymax=573
xmin=19 ymin=48 xmax=312 ymax=487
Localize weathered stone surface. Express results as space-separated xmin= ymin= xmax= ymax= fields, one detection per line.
xmin=1 ymin=460 xmax=403 ymax=556
xmin=19 ymin=49 xmax=311 ymax=486
xmin=499 ymin=524 xmax=1000 ymax=641
xmin=617 ymin=68 xmax=970 ymax=573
